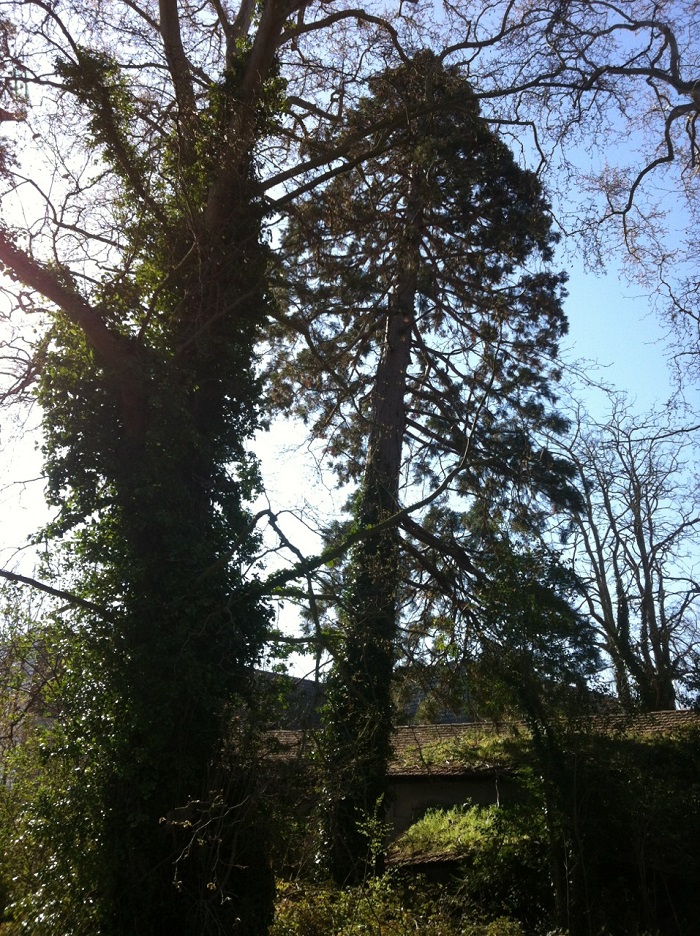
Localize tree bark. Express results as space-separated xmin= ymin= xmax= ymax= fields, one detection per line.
xmin=323 ymin=184 xmax=420 ymax=885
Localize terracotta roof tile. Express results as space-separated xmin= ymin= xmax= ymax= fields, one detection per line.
xmin=265 ymin=710 xmax=700 ymax=776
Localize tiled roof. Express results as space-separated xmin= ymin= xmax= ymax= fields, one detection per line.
xmin=389 ymin=721 xmax=514 ymax=777
xmin=265 ymin=721 xmax=517 ymax=777
xmin=389 ymin=849 xmax=464 ymax=867
xmin=588 ymin=709 xmax=700 ymax=733
xmin=265 ymin=710 xmax=700 ymax=777
xmin=255 ymin=671 xmax=326 ymax=728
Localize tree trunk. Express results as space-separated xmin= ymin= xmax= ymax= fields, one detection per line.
xmin=323 ymin=218 xmax=418 ymax=885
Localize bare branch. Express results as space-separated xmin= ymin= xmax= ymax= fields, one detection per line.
xmin=0 ymin=229 xmax=129 ymax=372
xmin=281 ymin=8 xmax=409 ymax=64
xmin=158 ymin=0 xmax=199 ymax=158
xmin=0 ymin=567 xmax=112 ymax=618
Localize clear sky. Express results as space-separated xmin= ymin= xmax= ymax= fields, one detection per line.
xmin=561 ymin=262 xmax=683 ymax=414
xmin=0 ymin=242 xmax=696 ymax=686
xmin=249 ymin=250 xmax=700 ymax=678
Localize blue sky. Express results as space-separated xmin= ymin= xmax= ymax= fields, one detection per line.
xmin=0 ymin=257 xmax=692 ymax=559
xmin=561 ymin=262 xmax=689 ymax=415
xmin=0 ymin=247 xmax=696 ymax=682
xmin=251 ymin=252 xmax=700 ymax=678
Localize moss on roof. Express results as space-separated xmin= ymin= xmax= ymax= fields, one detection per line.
xmin=265 ymin=710 xmax=700 ymax=778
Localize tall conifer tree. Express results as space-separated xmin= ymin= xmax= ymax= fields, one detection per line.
xmin=272 ymin=53 xmax=577 ymax=882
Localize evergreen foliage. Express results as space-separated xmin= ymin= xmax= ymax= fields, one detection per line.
xmin=272 ymin=52 xmax=581 ymax=885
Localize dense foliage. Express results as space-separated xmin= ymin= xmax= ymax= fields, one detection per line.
xmin=265 ymin=721 xmax=700 ymax=936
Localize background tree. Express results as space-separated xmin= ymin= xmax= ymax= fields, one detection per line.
xmin=270 ymin=51 xmax=583 ymax=884
xmin=495 ymin=0 xmax=700 ymax=381
xmin=555 ymin=397 xmax=700 ymax=710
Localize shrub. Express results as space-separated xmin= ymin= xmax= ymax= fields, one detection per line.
xmin=393 ymin=804 xmax=551 ymax=928
xmin=271 ymin=876 xmax=459 ymax=936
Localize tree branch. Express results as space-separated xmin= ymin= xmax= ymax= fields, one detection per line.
xmin=280 ymin=8 xmax=409 ymax=64
xmin=0 ymin=230 xmax=131 ymax=373
xmin=158 ymin=0 xmax=199 ymax=159
xmin=0 ymin=568 xmax=113 ymax=618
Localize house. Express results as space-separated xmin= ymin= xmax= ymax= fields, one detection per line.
xmin=264 ymin=719 xmax=524 ymax=843
xmin=386 ymin=722 xmax=520 ymax=834
xmin=265 ymin=709 xmax=700 ymax=844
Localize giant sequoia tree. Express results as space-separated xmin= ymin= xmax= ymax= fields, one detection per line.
xmin=271 ymin=53 xmax=580 ymax=884
xmin=0 ymin=1 xmax=329 ymax=931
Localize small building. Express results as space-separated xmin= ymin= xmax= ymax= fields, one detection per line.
xmin=265 ymin=709 xmax=700 ymax=843
xmin=386 ymin=722 xmax=520 ymax=834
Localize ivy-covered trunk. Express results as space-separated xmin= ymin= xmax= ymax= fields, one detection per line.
xmin=19 ymin=26 xmax=288 ymax=925
xmin=36 ymin=189 xmax=276 ymax=933
xmin=322 ymin=249 xmax=417 ymax=884
xmin=0 ymin=8 xmax=286 ymax=921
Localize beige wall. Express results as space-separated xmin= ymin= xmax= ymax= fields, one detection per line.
xmin=387 ymin=773 xmax=518 ymax=835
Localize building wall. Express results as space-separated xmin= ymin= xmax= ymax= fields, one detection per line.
xmin=387 ymin=772 xmax=518 ymax=835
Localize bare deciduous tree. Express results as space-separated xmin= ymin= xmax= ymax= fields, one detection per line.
xmin=558 ymin=397 xmax=700 ymax=709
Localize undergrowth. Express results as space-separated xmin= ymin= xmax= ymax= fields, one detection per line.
xmin=270 ymin=876 xmax=526 ymax=936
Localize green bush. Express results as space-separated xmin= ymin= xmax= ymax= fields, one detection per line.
xmin=271 ymin=876 xmax=460 ymax=936
xmin=393 ymin=804 xmax=551 ymax=928
xmin=461 ymin=922 xmax=526 ymax=936
xmin=0 ymin=725 xmax=104 ymax=935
